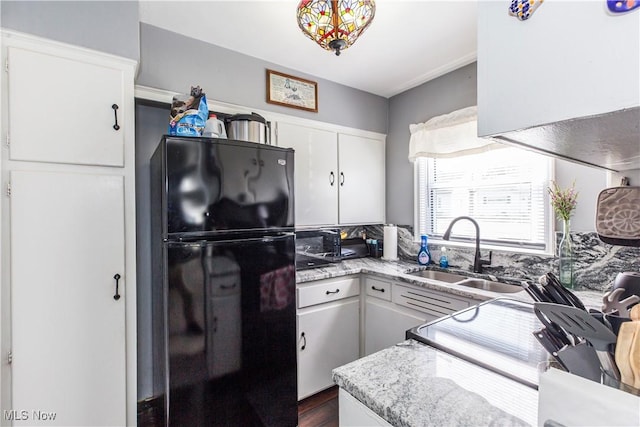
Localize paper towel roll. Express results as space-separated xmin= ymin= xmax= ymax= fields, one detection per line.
xmin=383 ymin=225 xmax=398 ymax=261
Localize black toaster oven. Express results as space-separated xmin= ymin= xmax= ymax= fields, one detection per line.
xmin=295 ymin=228 xmax=341 ymax=270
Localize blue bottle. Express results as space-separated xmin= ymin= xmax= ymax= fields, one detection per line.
xmin=417 ymin=235 xmax=431 ymax=265
xmin=439 ymin=247 xmax=449 ymax=268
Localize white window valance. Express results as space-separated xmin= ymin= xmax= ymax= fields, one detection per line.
xmin=408 ymin=106 xmax=503 ymax=161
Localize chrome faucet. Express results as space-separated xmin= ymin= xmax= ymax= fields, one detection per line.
xmin=442 ymin=216 xmax=492 ymax=274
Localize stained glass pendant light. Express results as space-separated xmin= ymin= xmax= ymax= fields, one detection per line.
xmin=297 ymin=0 xmax=376 ymax=56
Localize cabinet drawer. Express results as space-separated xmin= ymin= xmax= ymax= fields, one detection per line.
xmin=298 ymin=277 xmax=360 ymax=308
xmin=365 ymin=277 xmax=391 ymax=301
xmin=392 ymin=284 xmax=470 ymax=318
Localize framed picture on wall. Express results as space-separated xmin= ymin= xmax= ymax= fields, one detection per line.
xmin=266 ymin=69 xmax=318 ymax=113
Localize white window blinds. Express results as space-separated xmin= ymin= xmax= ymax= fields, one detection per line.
xmin=416 ymin=147 xmax=551 ymax=251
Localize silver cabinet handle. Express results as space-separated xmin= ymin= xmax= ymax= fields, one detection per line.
xmin=300 ymin=332 xmax=306 ymax=350
xmin=326 ymin=289 xmax=340 ymax=295
xmin=340 ymin=172 xmax=345 ymax=186
xmin=330 ymin=171 xmax=335 ymax=186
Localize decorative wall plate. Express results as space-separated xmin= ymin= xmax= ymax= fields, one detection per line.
xmin=607 ymin=0 xmax=640 ymax=13
xmin=509 ymin=0 xmax=544 ymax=21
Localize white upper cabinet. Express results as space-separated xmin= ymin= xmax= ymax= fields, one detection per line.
xmin=276 ymin=122 xmax=339 ymax=226
xmin=276 ymin=121 xmax=385 ymax=226
xmin=477 ymin=1 xmax=640 ymax=171
xmin=7 ymin=45 xmax=128 ymax=167
xmin=338 ymin=133 xmax=385 ymax=225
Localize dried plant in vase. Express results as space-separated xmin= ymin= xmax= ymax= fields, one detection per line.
xmin=548 ymin=181 xmax=579 ymax=288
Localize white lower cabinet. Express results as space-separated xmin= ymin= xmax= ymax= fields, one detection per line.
xmin=392 ymin=283 xmax=473 ymax=319
xmin=363 ymin=276 xmax=479 ymax=357
xmin=297 ymin=274 xmax=481 ymax=401
xmin=297 ymin=277 xmax=361 ymax=400
xmin=339 ymin=388 xmax=392 ymax=427
xmin=10 ymin=170 xmax=128 ymax=426
xmin=365 ymin=299 xmax=428 ymax=357
xmin=364 ymin=277 xmax=429 ymax=356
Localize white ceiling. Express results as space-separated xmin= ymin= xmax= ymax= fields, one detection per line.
xmin=139 ymin=1 xmax=478 ymax=98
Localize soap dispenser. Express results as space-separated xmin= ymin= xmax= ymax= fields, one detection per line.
xmin=417 ymin=235 xmax=431 ymax=265
xmin=439 ymin=246 xmax=449 ymax=268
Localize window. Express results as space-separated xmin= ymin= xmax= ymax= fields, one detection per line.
xmin=414 ymin=147 xmax=553 ymax=252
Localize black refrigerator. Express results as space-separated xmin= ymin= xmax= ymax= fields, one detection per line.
xmin=150 ymin=136 xmax=297 ymax=426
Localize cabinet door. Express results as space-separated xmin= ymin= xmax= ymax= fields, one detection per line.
xmin=7 ymin=46 xmax=126 ymax=166
xmin=276 ymin=122 xmax=338 ymax=226
xmin=338 ymin=133 xmax=385 ymax=224
xmin=339 ymin=388 xmax=392 ymax=427
xmin=364 ymin=299 xmax=427 ymax=357
xmin=297 ymin=299 xmax=359 ymax=399
xmin=478 ymin=1 xmax=639 ymax=136
xmin=10 ymin=170 xmax=126 ymax=426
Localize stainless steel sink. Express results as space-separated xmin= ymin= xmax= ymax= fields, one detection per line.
xmin=409 ymin=270 xmax=468 ymax=283
xmin=409 ymin=270 xmax=523 ymax=293
xmin=456 ymin=278 xmax=522 ymax=293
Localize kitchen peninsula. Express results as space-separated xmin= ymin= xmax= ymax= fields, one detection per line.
xmin=333 ymin=340 xmax=536 ymax=426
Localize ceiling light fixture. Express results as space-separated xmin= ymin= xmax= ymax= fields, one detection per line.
xmin=296 ymin=0 xmax=376 ymax=56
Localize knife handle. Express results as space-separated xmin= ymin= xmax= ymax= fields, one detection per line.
xmin=543 ymin=282 xmax=572 ymax=306
xmin=524 ymin=281 xmax=552 ymax=302
xmin=522 ymin=282 xmax=544 ymax=302
xmin=545 ymin=272 xmax=586 ymax=310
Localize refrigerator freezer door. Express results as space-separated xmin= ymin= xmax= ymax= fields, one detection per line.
xmin=153 ymin=137 xmax=294 ymax=238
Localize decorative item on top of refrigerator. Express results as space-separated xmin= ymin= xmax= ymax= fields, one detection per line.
xmin=203 ymin=114 xmax=227 ymax=138
xmin=226 ymin=112 xmax=271 ymax=144
xmin=168 ymin=86 xmax=208 ymax=136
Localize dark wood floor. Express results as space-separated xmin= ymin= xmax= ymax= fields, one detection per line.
xmin=138 ymin=386 xmax=339 ymax=426
xmin=298 ymin=386 xmax=339 ymax=427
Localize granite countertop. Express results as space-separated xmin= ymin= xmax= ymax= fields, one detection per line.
xmin=296 ymin=257 xmax=422 ymax=284
xmin=322 ymin=258 xmax=608 ymax=426
xmin=296 ymin=257 xmax=605 ymax=307
xmin=332 ymin=339 xmax=538 ymax=427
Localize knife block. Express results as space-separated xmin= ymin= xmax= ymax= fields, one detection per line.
xmin=538 ymin=368 xmax=640 ymax=426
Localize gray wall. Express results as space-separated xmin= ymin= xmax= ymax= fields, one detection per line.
xmin=138 ymin=24 xmax=388 ymax=134
xmin=385 ymin=62 xmax=608 ymax=233
xmin=386 ymin=63 xmax=478 ymax=226
xmin=1 ymin=1 xmax=140 ymax=60
xmin=611 ymin=168 xmax=640 ymax=187
xmin=134 ymin=103 xmax=167 ymax=398
xmin=554 ymin=159 xmax=607 ymax=232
